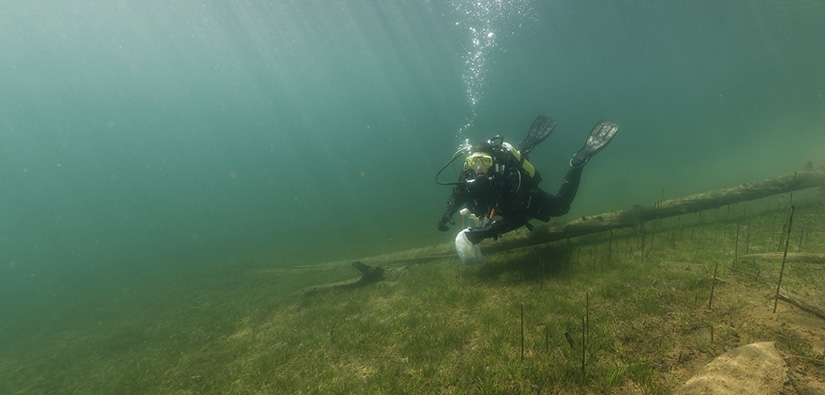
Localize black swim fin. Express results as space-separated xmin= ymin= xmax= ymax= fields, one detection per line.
xmin=517 ymin=115 xmax=557 ymax=157
xmin=570 ymin=120 xmax=620 ymax=168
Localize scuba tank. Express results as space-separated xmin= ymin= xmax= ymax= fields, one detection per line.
xmin=489 ymin=136 xmax=540 ymax=185
xmin=500 ymin=141 xmax=537 ymax=180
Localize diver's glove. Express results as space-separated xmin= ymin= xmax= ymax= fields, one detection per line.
xmin=462 ymin=220 xmax=500 ymax=244
xmin=464 ymin=228 xmax=487 ymax=244
xmin=571 ymin=120 xmax=620 ymax=168
xmin=437 ymin=215 xmax=455 ymax=232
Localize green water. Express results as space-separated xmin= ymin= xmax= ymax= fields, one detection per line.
xmin=1 ymin=0 xmax=824 ymax=384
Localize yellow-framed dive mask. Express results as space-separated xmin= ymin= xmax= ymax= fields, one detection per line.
xmin=466 ymin=153 xmax=494 ymax=170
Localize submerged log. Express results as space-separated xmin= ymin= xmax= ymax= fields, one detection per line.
xmin=489 ymin=168 xmax=825 ymax=252
xmin=301 ymin=261 xmax=387 ymax=296
xmin=301 ymin=169 xmax=824 ymax=292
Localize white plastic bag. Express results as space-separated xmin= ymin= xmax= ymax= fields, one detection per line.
xmin=455 ymin=229 xmax=485 ymax=265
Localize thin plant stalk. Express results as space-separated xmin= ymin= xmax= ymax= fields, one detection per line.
xmin=581 ymin=315 xmax=586 ymax=377
xmin=708 ymin=261 xmax=719 ymax=310
xmin=608 ymin=211 xmax=614 ymax=264
xmin=640 ymin=228 xmax=646 ymax=265
xmin=778 ymin=174 xmax=796 ymax=251
xmin=586 ymin=291 xmax=590 ymax=337
xmin=774 ymin=205 xmax=796 ymax=313
xmin=545 ymin=325 xmax=550 ymax=354
xmin=651 ymin=202 xmax=658 ymax=252
xmin=520 ymin=303 xmax=524 ymax=360
xmin=734 ymin=219 xmax=741 ymax=264
xmin=582 ymin=291 xmax=589 ymax=377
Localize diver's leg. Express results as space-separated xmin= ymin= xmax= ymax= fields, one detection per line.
xmin=547 ymin=119 xmax=618 ymax=214
xmin=528 ymin=165 xmax=582 ymax=220
xmin=557 ymin=165 xmax=583 ymax=207
xmin=541 ymin=165 xmax=583 ymax=217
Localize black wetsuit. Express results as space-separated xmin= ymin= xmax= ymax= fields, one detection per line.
xmin=440 ymin=147 xmax=583 ymax=244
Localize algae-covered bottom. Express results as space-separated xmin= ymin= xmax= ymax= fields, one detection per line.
xmin=2 ymin=192 xmax=824 ymax=394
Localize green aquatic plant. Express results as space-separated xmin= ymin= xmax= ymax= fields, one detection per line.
xmin=3 ymin=195 xmax=824 ymax=393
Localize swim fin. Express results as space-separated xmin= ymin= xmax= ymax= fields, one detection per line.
xmin=570 ymin=120 xmax=620 ymax=168
xmin=517 ymin=115 xmax=557 ymax=157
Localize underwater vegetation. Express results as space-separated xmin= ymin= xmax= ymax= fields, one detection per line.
xmin=1 ymin=187 xmax=824 ymax=394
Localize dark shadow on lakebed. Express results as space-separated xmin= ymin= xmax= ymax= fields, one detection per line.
xmin=473 ymin=243 xmax=575 ymax=283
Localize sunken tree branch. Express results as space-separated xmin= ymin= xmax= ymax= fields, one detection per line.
xmin=490 ymin=168 xmax=825 ymax=252
xmin=301 ymin=168 xmax=824 ymax=293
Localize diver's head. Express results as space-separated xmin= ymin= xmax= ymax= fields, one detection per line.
xmin=466 ymin=141 xmax=494 ymax=174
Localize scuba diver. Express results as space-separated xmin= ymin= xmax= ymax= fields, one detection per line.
xmin=435 ymin=116 xmax=620 ymax=265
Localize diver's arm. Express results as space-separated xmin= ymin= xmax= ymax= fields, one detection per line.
xmin=463 ymin=169 xmax=530 ymax=243
xmin=437 ymin=186 xmax=469 ymax=231
xmin=463 ymin=215 xmax=527 ymax=244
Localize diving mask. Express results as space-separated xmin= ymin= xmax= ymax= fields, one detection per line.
xmin=466 ymin=153 xmax=494 ymax=170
